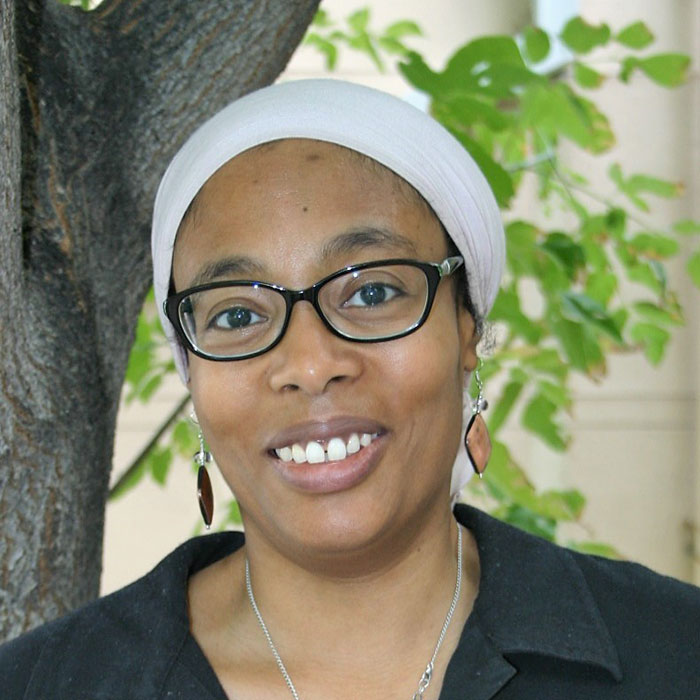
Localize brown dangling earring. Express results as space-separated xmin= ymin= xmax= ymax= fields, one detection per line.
xmin=465 ymin=361 xmax=492 ymax=478
xmin=191 ymin=413 xmax=214 ymax=529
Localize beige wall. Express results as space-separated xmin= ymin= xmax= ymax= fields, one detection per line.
xmin=104 ymin=0 xmax=700 ymax=593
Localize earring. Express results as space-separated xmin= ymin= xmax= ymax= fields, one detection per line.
xmin=464 ymin=361 xmax=491 ymax=479
xmin=191 ymin=413 xmax=214 ymax=529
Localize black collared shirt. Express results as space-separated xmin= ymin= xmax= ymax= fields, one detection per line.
xmin=2 ymin=504 xmax=699 ymax=698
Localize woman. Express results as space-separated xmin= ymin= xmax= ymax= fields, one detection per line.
xmin=2 ymin=79 xmax=699 ymax=699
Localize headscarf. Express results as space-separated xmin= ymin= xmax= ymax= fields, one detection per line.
xmin=151 ymin=78 xmax=505 ymax=498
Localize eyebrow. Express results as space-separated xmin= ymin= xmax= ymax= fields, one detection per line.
xmin=188 ymin=255 xmax=266 ymax=288
xmin=187 ymin=226 xmax=418 ymax=287
xmin=320 ymin=227 xmax=418 ymax=260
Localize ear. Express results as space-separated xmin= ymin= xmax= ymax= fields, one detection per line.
xmin=457 ymin=306 xmax=479 ymax=373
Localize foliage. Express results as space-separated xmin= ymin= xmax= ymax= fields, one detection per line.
xmin=57 ymin=0 xmax=101 ymax=10
xmin=303 ymin=7 xmax=421 ymax=71
xmin=116 ymin=9 xmax=698 ymax=552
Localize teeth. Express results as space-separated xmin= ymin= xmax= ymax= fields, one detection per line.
xmin=327 ymin=437 xmax=347 ymax=461
xmin=274 ymin=432 xmax=378 ymax=464
xmin=346 ymin=433 xmax=360 ymax=454
xmin=306 ymin=441 xmax=325 ymax=464
xmin=277 ymin=446 xmax=293 ymax=463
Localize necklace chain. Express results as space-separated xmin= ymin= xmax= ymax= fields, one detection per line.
xmin=245 ymin=525 xmax=463 ymax=700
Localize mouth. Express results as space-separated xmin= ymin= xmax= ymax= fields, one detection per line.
xmin=265 ymin=417 xmax=388 ymax=494
xmin=269 ymin=432 xmax=380 ymax=465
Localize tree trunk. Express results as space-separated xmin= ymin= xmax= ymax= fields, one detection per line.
xmin=0 ymin=0 xmax=320 ymax=641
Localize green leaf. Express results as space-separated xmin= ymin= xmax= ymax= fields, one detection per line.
xmin=550 ymin=317 xmax=605 ymax=374
xmin=615 ymin=21 xmax=654 ymax=49
xmin=347 ymin=32 xmax=384 ymax=71
xmin=560 ymin=17 xmax=611 ymax=54
xmin=628 ymin=232 xmax=679 ymax=259
xmin=521 ymin=348 xmax=568 ymax=381
xmin=585 ymin=271 xmax=617 ymax=305
xmin=172 ymin=419 xmax=198 ymax=456
xmin=311 ymin=8 xmax=333 ymax=27
xmin=536 ymin=380 xmax=571 ymax=409
xmin=398 ymin=51 xmax=445 ymax=95
xmin=521 ymin=394 xmax=567 ymax=450
xmin=567 ymin=541 xmax=621 ymax=558
xmin=673 ymin=219 xmax=700 ymax=235
xmin=687 ymin=251 xmax=700 ymax=289
xmin=148 ymin=446 xmax=173 ymax=486
xmin=632 ymin=301 xmax=683 ymax=326
xmin=608 ymin=164 xmax=682 ymax=211
xmin=626 ymin=174 xmax=683 ymax=199
xmin=347 ymin=8 xmax=370 ymax=33
xmin=304 ymin=33 xmax=339 ymax=70
xmin=573 ymin=61 xmax=604 ymax=88
xmin=522 ymin=26 xmax=550 ymax=63
xmin=505 ymin=221 xmax=539 ymax=275
xmin=573 ymin=94 xmax=615 ymax=153
xmin=629 ymin=322 xmax=670 ymax=364
xmin=521 ymin=84 xmax=594 ymax=150
xmin=560 ymin=291 xmax=624 ymax=343
xmin=497 ymin=504 xmax=557 ymax=541
xmin=490 ymin=288 xmax=542 ymax=344
xmin=383 ymin=20 xmax=422 ymax=40
xmin=446 ymin=35 xmax=526 ymax=74
xmin=377 ymin=36 xmax=410 ymax=56
xmin=138 ymin=374 xmax=163 ymax=403
xmin=478 ymin=443 xmax=584 ymax=534
xmin=440 ymin=36 xmax=535 ymax=99
xmin=621 ymin=53 xmax=690 ymax=87
xmin=447 ymin=131 xmax=515 ymax=207
xmin=539 ymin=232 xmax=585 ymax=280
xmin=488 ymin=380 xmax=524 ymax=435
xmin=440 ymin=94 xmax=512 ymax=131
xmin=621 ymin=257 xmax=666 ymax=294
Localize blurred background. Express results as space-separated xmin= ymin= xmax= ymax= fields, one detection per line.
xmin=105 ymin=0 xmax=700 ymax=593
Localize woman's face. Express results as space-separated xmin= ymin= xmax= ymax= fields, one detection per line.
xmin=173 ymin=139 xmax=478 ymax=564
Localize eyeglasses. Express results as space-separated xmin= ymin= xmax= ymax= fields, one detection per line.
xmin=165 ymin=256 xmax=464 ymax=361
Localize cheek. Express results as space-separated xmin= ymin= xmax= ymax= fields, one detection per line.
xmin=188 ymin=357 xmax=261 ymax=461
xmin=378 ymin=304 xmax=464 ymax=434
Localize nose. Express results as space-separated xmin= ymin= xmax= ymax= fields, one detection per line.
xmin=267 ymin=301 xmax=362 ymax=395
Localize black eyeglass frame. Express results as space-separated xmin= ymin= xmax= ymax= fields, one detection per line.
xmin=164 ymin=256 xmax=464 ymax=361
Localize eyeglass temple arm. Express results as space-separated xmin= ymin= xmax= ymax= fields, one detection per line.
xmin=439 ymin=256 xmax=464 ymax=277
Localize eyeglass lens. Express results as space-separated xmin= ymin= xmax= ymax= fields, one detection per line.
xmin=178 ymin=263 xmax=431 ymax=358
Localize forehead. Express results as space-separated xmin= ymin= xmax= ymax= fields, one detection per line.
xmin=187 ymin=139 xmax=429 ymax=221
xmin=172 ymin=139 xmax=447 ymax=287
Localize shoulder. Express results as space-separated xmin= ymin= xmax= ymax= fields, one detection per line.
xmin=455 ymin=503 xmax=700 ymax=692
xmin=456 ymin=502 xmax=700 ymax=620
xmin=571 ymin=546 xmax=700 ymax=644
xmin=0 ymin=531 xmax=243 ymax=699
xmin=0 ymin=575 xmax=158 ymax=699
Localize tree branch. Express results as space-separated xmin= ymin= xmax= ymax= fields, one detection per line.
xmin=109 ymin=393 xmax=191 ymax=500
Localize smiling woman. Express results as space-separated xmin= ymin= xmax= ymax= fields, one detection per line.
xmin=2 ymin=79 xmax=700 ymax=699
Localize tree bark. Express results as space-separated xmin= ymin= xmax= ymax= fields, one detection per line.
xmin=0 ymin=0 xmax=320 ymax=641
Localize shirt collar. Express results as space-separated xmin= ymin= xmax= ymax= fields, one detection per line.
xmin=454 ymin=503 xmax=622 ymax=681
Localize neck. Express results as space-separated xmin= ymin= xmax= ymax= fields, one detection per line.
xmin=235 ymin=507 xmax=480 ymax=683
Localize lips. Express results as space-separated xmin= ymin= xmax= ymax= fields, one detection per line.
xmin=267 ymin=416 xmax=386 ymax=455
xmin=265 ymin=416 xmax=388 ymax=493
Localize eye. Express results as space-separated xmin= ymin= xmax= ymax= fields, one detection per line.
xmin=209 ymin=306 xmax=266 ymax=330
xmin=344 ymin=282 xmax=403 ymax=308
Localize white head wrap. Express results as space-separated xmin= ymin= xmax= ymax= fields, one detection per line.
xmin=152 ymin=78 xmax=505 ymax=499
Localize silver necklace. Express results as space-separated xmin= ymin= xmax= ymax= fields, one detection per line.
xmin=245 ymin=525 xmax=463 ymax=700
